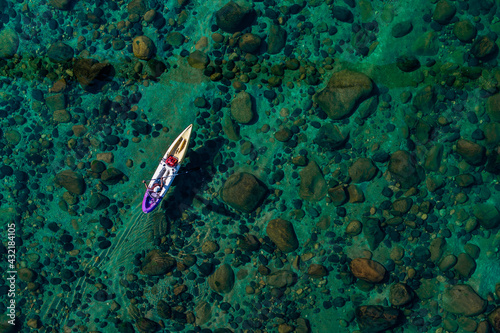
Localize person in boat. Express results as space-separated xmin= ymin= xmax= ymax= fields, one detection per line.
xmin=142 ymin=177 xmax=166 ymax=196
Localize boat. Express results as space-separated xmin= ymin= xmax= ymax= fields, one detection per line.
xmin=142 ymin=124 xmax=193 ymax=213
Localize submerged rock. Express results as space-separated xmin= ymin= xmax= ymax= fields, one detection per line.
xmin=299 ymin=160 xmax=327 ymax=202
xmin=74 ymin=58 xmax=113 ymax=91
xmin=231 ymin=91 xmax=254 ymax=124
xmin=349 ymin=258 xmax=386 ymax=283
xmin=133 ymin=35 xmax=155 ymax=60
xmin=141 ymin=249 xmax=176 ymax=276
xmin=87 ymin=193 xmax=110 ymax=210
xmin=215 ymin=1 xmax=255 ymax=33
xmin=47 ymin=42 xmax=74 ymax=63
xmin=267 ymin=24 xmax=286 ymax=54
xmin=54 ymin=170 xmax=85 ymax=195
xmin=266 ymin=218 xmax=299 ymax=253
xmin=387 ymin=150 xmax=423 ymax=188
xmin=208 ymin=263 xmax=235 ymax=293
xmin=355 ymin=305 xmax=401 ymax=332
xmin=101 ymin=168 xmax=125 ymax=185
xmin=441 ymin=284 xmax=486 ymax=316
xmin=0 ymin=28 xmax=19 ymax=59
xmin=314 ymin=69 xmax=373 ymax=120
xmin=221 ymin=172 xmax=267 ymax=213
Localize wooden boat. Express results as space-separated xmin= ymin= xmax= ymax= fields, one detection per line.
xmin=142 ymin=124 xmax=193 ymax=213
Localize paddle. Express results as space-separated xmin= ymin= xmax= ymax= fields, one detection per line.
xmin=142 ymin=166 xmax=201 ymax=182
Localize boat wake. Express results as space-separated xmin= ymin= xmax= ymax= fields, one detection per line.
xmin=38 ymin=201 xmax=155 ymax=331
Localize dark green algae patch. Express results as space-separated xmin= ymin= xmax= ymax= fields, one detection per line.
xmin=0 ymin=0 xmax=500 ymax=332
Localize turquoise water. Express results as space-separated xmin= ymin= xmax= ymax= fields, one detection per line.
xmin=1 ymin=0 xmax=500 ymax=332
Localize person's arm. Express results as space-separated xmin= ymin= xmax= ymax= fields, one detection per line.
xmin=142 ymin=180 xmax=148 ymax=189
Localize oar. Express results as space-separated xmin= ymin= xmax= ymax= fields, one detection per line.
xmin=142 ymin=166 xmax=201 ymax=182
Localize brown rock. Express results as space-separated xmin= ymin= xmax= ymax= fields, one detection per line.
xmin=299 ymin=160 xmax=327 ymax=202
xmin=72 ymin=125 xmax=87 ymax=137
xmin=73 ymin=58 xmax=112 ymax=91
xmin=313 ymin=123 xmax=348 ymax=150
xmin=222 ymin=115 xmax=240 ymax=141
xmin=473 ymin=204 xmax=500 ymax=229
xmin=484 ymin=123 xmax=500 ymax=145
xmin=442 ymin=284 xmax=486 ymax=317
xmin=45 ymin=93 xmax=66 ymax=112
xmin=187 ymin=50 xmax=209 ymax=69
xmin=347 ymin=184 xmax=365 ymax=203
xmin=4 ymin=130 xmax=21 ymax=145
xmin=267 ymin=270 xmax=297 ymax=288
xmin=391 ymin=197 xmax=413 ymax=215
xmin=486 ymin=93 xmax=500 ymax=122
xmin=455 ymin=174 xmax=475 ymax=187
xmin=215 ymin=1 xmax=255 ymax=33
xmin=348 ymin=157 xmax=377 ymax=183
xmin=456 ymin=139 xmax=486 ymax=166
xmin=18 ymin=268 xmax=37 ymax=282
xmin=221 ymin=172 xmax=267 ymax=213
xmin=328 ymin=185 xmax=347 ymax=206
xmin=87 ymin=193 xmax=110 ymax=210
xmin=424 ymin=143 xmax=444 ymax=171
xmin=166 ymin=31 xmax=185 ymax=47
xmin=133 ymin=35 xmax=155 ymax=60
xmin=230 ymin=91 xmax=254 ymax=124
xmin=208 ymin=263 xmax=235 ymax=293
xmin=91 ymin=160 xmax=106 ymax=173
xmin=53 ymin=109 xmax=71 ymax=123
xmin=488 ymin=306 xmax=500 ymax=332
xmin=432 ymin=0 xmax=456 ymax=25
xmin=349 ymin=258 xmax=386 ymax=283
xmin=266 ymin=218 xmax=299 ymax=253
xmin=239 ymin=33 xmax=261 ymax=53
xmin=275 ymin=128 xmax=292 ymax=142
xmin=141 ymin=250 xmax=176 ymax=276
xmin=49 ymin=0 xmax=71 ymax=10
xmin=135 ymin=317 xmax=159 ymax=333
xmin=412 ymin=85 xmax=436 ymax=113
xmin=314 ymin=69 xmax=373 ymax=120
xmin=96 ymin=152 xmax=114 ymax=164
xmin=388 ymin=150 xmax=422 ymax=188
xmin=355 ymin=305 xmax=401 ymax=332
xmin=307 ymin=264 xmax=328 ymax=278
xmin=267 ymin=24 xmax=286 ymax=54
xmin=128 ymin=0 xmax=149 ymax=15
xmin=453 ymin=20 xmax=477 ymax=43
xmin=55 ymin=170 xmax=85 ymax=195
xmin=390 ymin=283 xmax=413 ymax=306
xmin=471 ymin=35 xmax=498 ymax=59
xmin=101 ymin=167 xmax=125 ymax=185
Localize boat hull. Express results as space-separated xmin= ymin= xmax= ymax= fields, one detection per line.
xmin=142 ymin=124 xmax=192 ymax=213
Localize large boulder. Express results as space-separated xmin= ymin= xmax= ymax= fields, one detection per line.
xmin=441 ymin=284 xmax=486 ymax=316
xmin=0 ymin=28 xmax=19 ymax=59
xmin=230 ymin=91 xmax=254 ymax=124
xmin=355 ymin=305 xmax=401 ymax=332
xmin=266 ymin=218 xmax=299 ymax=253
xmin=299 ymin=160 xmax=327 ymax=202
xmin=313 ymin=123 xmax=348 ymax=150
xmin=208 ymin=263 xmax=235 ymax=293
xmin=54 ymin=170 xmax=85 ymax=195
xmin=74 ymin=58 xmax=113 ymax=92
xmin=267 ymin=25 xmax=286 ymax=54
xmin=388 ymin=150 xmax=423 ymax=188
xmin=221 ymin=172 xmax=267 ymax=213
xmin=101 ymin=168 xmax=125 ymax=185
xmin=314 ymin=69 xmax=373 ymax=120
xmin=47 ymin=42 xmax=74 ymax=63
xmin=215 ymin=1 xmax=256 ymax=33
xmin=141 ymin=249 xmax=176 ymax=276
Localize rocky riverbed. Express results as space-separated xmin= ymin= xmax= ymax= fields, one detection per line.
xmin=0 ymin=0 xmax=500 ymax=332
